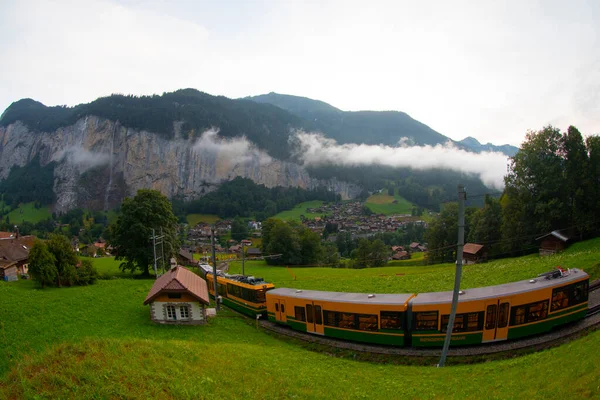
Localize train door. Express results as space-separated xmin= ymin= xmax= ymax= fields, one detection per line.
xmin=275 ymin=299 xmax=287 ymax=323
xmin=482 ymin=299 xmax=510 ymax=342
xmin=305 ymin=301 xmax=324 ymax=335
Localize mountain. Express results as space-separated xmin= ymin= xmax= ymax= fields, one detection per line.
xmin=459 ymin=137 xmax=519 ymax=157
xmin=246 ymin=92 xmax=451 ymax=146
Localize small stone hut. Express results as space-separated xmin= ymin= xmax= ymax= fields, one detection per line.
xmin=143 ymin=266 xmax=210 ymax=324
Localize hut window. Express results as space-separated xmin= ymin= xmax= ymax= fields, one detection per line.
xmin=180 ymin=305 xmax=190 ymax=319
xmin=166 ymin=305 xmax=176 ymax=320
xmin=168 ymin=293 xmax=182 ymax=299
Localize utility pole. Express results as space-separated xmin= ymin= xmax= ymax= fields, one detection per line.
xmin=150 ymin=229 xmax=165 ymax=278
xmin=160 ymin=227 xmax=166 ymax=274
xmin=439 ymin=184 xmax=466 ymax=367
xmin=211 ymin=226 xmax=220 ymax=311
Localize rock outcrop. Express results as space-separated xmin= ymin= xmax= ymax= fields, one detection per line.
xmin=0 ymin=116 xmax=360 ymax=212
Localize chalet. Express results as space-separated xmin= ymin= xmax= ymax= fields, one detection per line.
xmin=240 ymin=239 xmax=253 ymax=246
xmin=462 ymin=243 xmax=488 ymax=264
xmin=0 ymin=237 xmax=33 ymax=276
xmin=177 ymin=249 xmax=195 ymax=266
xmin=246 ymin=247 xmax=262 ymax=258
xmin=391 ymin=251 xmax=410 ymax=260
xmin=391 ymin=246 xmax=405 ymax=252
xmin=0 ymin=260 xmax=18 ymax=281
xmin=536 ymin=231 xmax=570 ymax=256
xmin=0 ymin=232 xmax=15 ymax=239
xmin=143 ymin=266 xmax=210 ymax=324
xmin=409 ymin=242 xmax=422 ymax=252
xmin=229 ymin=245 xmax=242 ymax=254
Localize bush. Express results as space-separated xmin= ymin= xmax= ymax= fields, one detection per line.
xmin=75 ymin=259 xmax=99 ymax=285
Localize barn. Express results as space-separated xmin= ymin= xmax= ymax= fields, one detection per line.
xmin=0 ymin=261 xmax=18 ymax=281
xmin=143 ymin=266 xmax=210 ymax=324
xmin=462 ymin=243 xmax=488 ymax=264
xmin=536 ymin=231 xmax=570 ymax=256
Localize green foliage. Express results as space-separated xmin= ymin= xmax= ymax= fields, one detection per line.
xmin=27 ymin=241 xmax=57 ymax=288
xmin=0 ymin=155 xmax=55 ymax=207
xmin=74 ymin=259 xmax=99 ymax=285
xmin=109 ymin=189 xmax=179 ymax=276
xmin=261 ymin=219 xmax=328 ymax=265
xmin=272 ymin=200 xmax=329 ymax=221
xmin=47 ymin=234 xmax=79 ymax=287
xmin=184 ymin=177 xmax=339 ymax=220
xmin=351 ymin=238 xmax=389 ymax=268
xmin=230 ymin=219 xmax=248 ymax=242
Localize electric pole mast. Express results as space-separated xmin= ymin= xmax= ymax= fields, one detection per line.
xmin=211 ymin=226 xmax=220 ymax=311
xmin=242 ymin=242 xmax=246 ymax=276
xmin=439 ymin=184 xmax=466 ymax=367
xmin=150 ymin=229 xmax=165 ymax=278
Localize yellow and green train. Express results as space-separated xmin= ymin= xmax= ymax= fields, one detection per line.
xmin=204 ymin=271 xmax=275 ymax=318
xmin=266 ymin=268 xmax=589 ymax=347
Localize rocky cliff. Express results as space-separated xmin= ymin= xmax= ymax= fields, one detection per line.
xmin=0 ymin=116 xmax=360 ymax=212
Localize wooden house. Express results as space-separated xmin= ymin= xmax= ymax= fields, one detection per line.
xmin=462 ymin=243 xmax=488 ymax=264
xmin=0 ymin=260 xmax=18 ymax=281
xmin=536 ymin=231 xmax=570 ymax=256
xmin=176 ymin=249 xmax=195 ymax=266
xmin=0 ymin=237 xmax=33 ymax=276
xmin=143 ymin=266 xmax=210 ymax=325
xmin=246 ymin=247 xmax=262 ymax=257
xmin=391 ymin=251 xmax=410 ymax=260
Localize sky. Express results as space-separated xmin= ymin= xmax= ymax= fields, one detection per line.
xmin=1 ymin=0 xmax=599 ymax=147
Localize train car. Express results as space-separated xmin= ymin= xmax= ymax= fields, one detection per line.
xmin=206 ymin=271 xmax=274 ymax=318
xmin=267 ymin=268 xmax=589 ymax=347
xmin=410 ymin=268 xmax=589 ymax=347
xmin=267 ymin=288 xmax=415 ymax=346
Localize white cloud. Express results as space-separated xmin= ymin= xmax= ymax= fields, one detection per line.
xmin=54 ymin=146 xmax=111 ymax=171
xmin=290 ymin=131 xmax=508 ymax=189
xmin=192 ymin=128 xmax=272 ymax=165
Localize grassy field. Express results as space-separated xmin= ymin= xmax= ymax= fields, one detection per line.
xmin=273 ymin=200 xmax=329 ymax=221
xmin=228 ymin=238 xmax=600 ymax=293
xmin=186 ymin=213 xmax=220 ymax=226
xmin=1 ymin=239 xmax=599 ymax=398
xmin=5 ymin=202 xmax=52 ymax=224
xmin=0 ymin=277 xmax=599 ymax=398
xmin=365 ymin=193 xmax=414 ymax=215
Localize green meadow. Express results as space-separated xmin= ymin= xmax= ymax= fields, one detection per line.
xmin=272 ymin=200 xmax=329 ymax=221
xmin=5 ymin=202 xmax=52 ymax=224
xmin=186 ymin=213 xmax=220 ymax=226
xmin=365 ymin=192 xmax=414 ymax=215
xmin=0 ymin=239 xmax=599 ymax=398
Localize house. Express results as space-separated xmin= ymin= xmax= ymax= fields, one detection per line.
xmin=0 ymin=237 xmax=33 ymax=276
xmin=0 ymin=232 xmax=15 ymax=239
xmin=246 ymin=247 xmax=262 ymax=257
xmin=391 ymin=246 xmax=405 ymax=252
xmin=143 ymin=266 xmax=210 ymax=324
xmin=177 ymin=248 xmax=195 ymax=266
xmin=462 ymin=243 xmax=488 ymax=264
xmin=240 ymin=239 xmax=253 ymax=246
xmin=409 ymin=242 xmax=422 ymax=252
xmin=0 ymin=260 xmax=18 ymax=281
xmin=229 ymin=245 xmax=242 ymax=254
xmin=536 ymin=231 xmax=570 ymax=256
xmin=391 ymin=251 xmax=410 ymax=260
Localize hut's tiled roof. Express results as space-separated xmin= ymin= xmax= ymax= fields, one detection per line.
xmin=143 ymin=266 xmax=209 ymax=305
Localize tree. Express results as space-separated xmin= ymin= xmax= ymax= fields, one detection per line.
xmin=47 ymin=234 xmax=78 ymax=287
xmin=299 ymin=228 xmax=323 ymax=265
xmin=231 ymin=219 xmax=248 ymax=242
xmin=467 ymin=195 xmax=502 ymax=254
xmin=28 ymin=241 xmax=57 ymax=288
xmin=109 ymin=189 xmax=179 ymax=276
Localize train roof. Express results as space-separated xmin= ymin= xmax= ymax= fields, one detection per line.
xmin=208 ymin=271 xmax=273 ymax=287
xmin=267 ymin=288 xmax=414 ymax=305
xmin=411 ymin=268 xmax=589 ymax=305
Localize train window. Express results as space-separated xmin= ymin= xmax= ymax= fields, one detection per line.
xmin=510 ymin=300 xmax=548 ymax=326
xmin=218 ymin=284 xmax=227 ymax=297
xmin=323 ymin=310 xmax=338 ymax=327
xmin=338 ymin=313 xmax=357 ymax=329
xmin=485 ymin=305 xmax=497 ymax=330
xmin=442 ymin=312 xmax=483 ymax=332
xmin=275 ymin=303 xmax=279 ymax=312
xmin=572 ymin=281 xmax=588 ymax=303
xmin=497 ymin=303 xmax=509 ymax=328
xmin=380 ymin=311 xmax=403 ymax=330
xmin=413 ymin=312 xmax=438 ymax=331
xmin=295 ymin=306 xmax=306 ymax=322
xmin=256 ymin=290 xmax=267 ymax=303
xmin=314 ymin=306 xmax=323 ymax=324
xmin=306 ymin=304 xmax=314 ymax=323
xmin=551 ymin=287 xmax=569 ymax=311
xmin=281 ymin=304 xmax=285 ymax=313
xmin=357 ymin=314 xmax=378 ymax=331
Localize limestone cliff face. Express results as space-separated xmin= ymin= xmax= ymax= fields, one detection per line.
xmin=0 ymin=116 xmax=360 ymax=212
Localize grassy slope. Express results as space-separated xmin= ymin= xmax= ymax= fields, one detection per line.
xmin=186 ymin=213 xmax=219 ymax=226
xmin=5 ymin=202 xmax=52 ymax=224
xmin=272 ymin=200 xmax=328 ymax=221
xmin=365 ymin=192 xmax=414 ymax=215
xmin=0 ymin=278 xmax=598 ymax=399
xmin=228 ymin=238 xmax=600 ymax=293
xmin=0 ymin=239 xmax=599 ymax=398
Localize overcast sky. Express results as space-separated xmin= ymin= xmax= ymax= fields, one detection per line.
xmin=1 ymin=0 xmax=599 ymax=146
